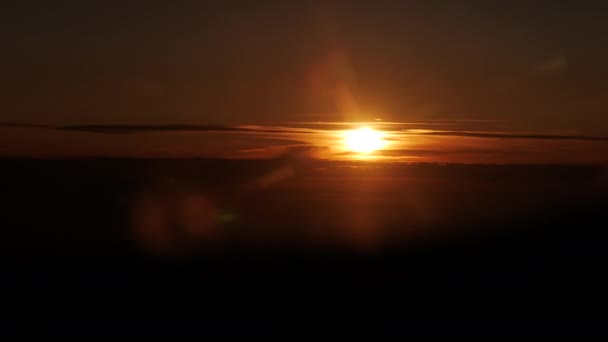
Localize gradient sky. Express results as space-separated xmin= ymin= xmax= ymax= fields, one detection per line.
xmin=1 ymin=1 xmax=608 ymax=162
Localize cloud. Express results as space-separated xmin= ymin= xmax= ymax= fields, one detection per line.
xmin=408 ymin=130 xmax=608 ymax=142
xmin=239 ymin=148 xmax=268 ymax=153
xmin=260 ymin=144 xmax=330 ymax=160
xmin=336 ymin=149 xmax=448 ymax=157
xmin=3 ymin=122 xmax=607 ymax=142
xmin=285 ymin=119 xmax=501 ymax=131
xmin=0 ymin=122 xmax=51 ymax=129
xmin=59 ymin=124 xmax=309 ymax=135
xmin=281 ymin=144 xmax=329 ymax=156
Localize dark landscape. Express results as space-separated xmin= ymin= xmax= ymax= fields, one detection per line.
xmin=2 ymin=158 xmax=607 ymax=334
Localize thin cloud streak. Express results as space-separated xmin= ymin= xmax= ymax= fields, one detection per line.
xmin=3 ymin=121 xmax=608 ymax=142
xmin=408 ymin=130 xmax=608 ymax=142
xmin=61 ymin=124 xmax=608 ymax=142
xmin=60 ymin=124 xmax=308 ymax=135
xmin=335 ymin=149 xmax=449 ymax=157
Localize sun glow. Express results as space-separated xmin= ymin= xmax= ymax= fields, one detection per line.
xmin=342 ymin=127 xmax=388 ymax=154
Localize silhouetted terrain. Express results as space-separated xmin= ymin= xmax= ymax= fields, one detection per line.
xmin=2 ymin=159 xmax=607 ymax=335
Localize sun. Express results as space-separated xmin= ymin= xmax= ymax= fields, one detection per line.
xmin=342 ymin=127 xmax=388 ymax=154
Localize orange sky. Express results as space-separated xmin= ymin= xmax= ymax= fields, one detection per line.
xmin=3 ymin=2 xmax=608 ymax=136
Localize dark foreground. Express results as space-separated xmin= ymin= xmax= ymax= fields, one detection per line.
xmin=1 ymin=158 xmax=608 ymax=335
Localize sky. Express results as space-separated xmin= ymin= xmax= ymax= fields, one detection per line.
xmin=1 ymin=1 xmax=608 ymax=162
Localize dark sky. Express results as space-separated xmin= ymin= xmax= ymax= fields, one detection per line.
xmin=2 ymin=1 xmax=607 ymax=132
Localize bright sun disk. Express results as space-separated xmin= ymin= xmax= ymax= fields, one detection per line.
xmin=342 ymin=127 xmax=388 ymax=154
